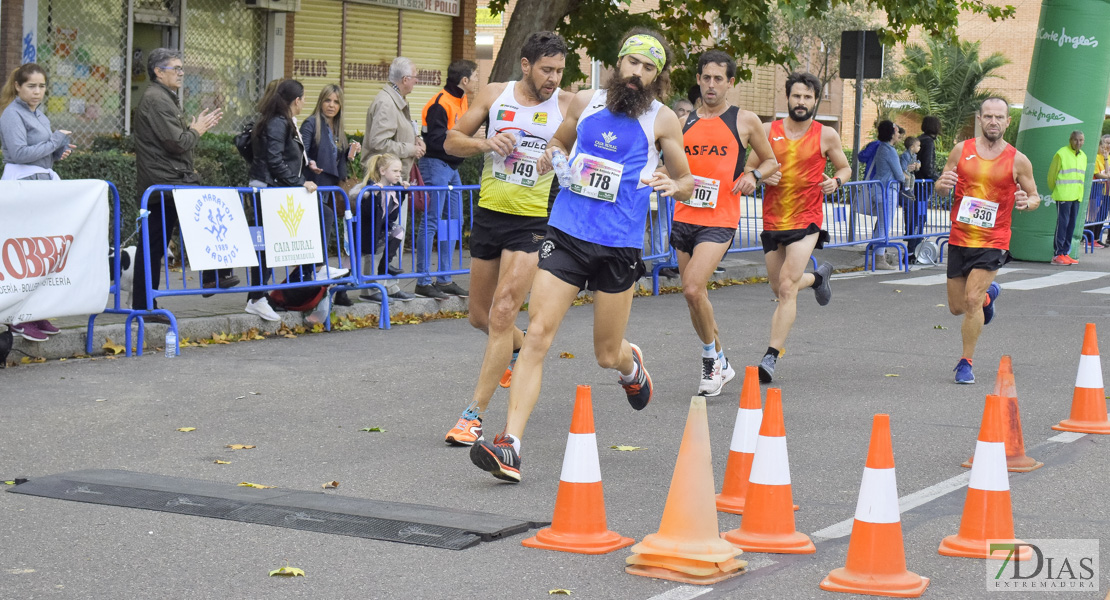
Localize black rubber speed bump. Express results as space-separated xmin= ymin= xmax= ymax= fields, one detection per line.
xmin=7 ymin=469 xmax=544 ymax=550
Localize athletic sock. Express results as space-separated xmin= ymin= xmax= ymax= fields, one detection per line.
xmin=504 ymin=433 xmax=521 ymax=455
xmin=983 ymin=294 xmax=992 ymax=307
xmin=961 ymin=357 xmax=973 ymax=365
xmin=811 ymin=271 xmax=824 ymax=289
xmin=765 ymin=347 xmax=780 ymax=358
xmin=620 ymin=361 xmax=640 ymax=384
xmin=717 ymin=350 xmax=725 ymax=362
xmin=701 ymin=342 xmax=717 ymax=359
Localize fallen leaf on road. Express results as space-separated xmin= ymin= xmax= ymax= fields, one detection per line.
xmin=95 ymin=399 xmax=106 ymax=402
xmin=549 ymin=590 xmax=572 ymax=595
xmin=884 ymin=374 xmax=900 ymax=377
xmin=235 ymin=396 xmax=246 ymax=400
xmin=322 ymin=481 xmax=339 ymax=489
xmin=359 ymin=427 xmax=385 ymax=433
xmin=934 ymin=325 xmax=947 ymax=330
xmin=268 ymin=566 xmax=304 ymax=577
xmin=894 ymin=289 xmax=902 ymax=293
xmin=226 ymin=444 xmax=256 ymax=450
xmin=609 ymin=445 xmax=644 ymax=451
xmin=238 ymin=482 xmax=274 ymax=489
xmin=213 ymin=460 xmax=231 ymax=465
xmin=176 ymin=427 xmax=196 ymax=432
xmin=559 ymin=352 xmax=575 ymax=359
xmin=936 ymin=304 xmax=946 ymax=307
xmin=21 ymin=356 xmax=46 ymax=364
xmin=250 ymin=392 xmax=261 ymax=396
xmin=102 ymin=338 xmax=125 ymax=355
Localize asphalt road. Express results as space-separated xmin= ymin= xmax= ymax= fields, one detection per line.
xmin=2 ymin=248 xmax=1109 ymax=600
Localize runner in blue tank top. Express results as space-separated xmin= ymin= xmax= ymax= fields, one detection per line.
xmin=469 ymin=28 xmax=694 ymax=483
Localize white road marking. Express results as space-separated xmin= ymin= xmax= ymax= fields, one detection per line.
xmin=1082 ymin=286 xmax=1110 ymax=294
xmin=881 ymin=268 xmax=1024 ymax=286
xmin=1047 ymin=431 xmax=1087 ymax=443
xmin=810 ymin=471 xmax=972 ymax=541
xmin=646 ymin=586 xmax=715 ymax=600
xmin=1000 ymin=271 xmax=1108 ymax=290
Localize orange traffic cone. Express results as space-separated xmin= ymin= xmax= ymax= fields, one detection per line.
xmin=962 ymin=356 xmax=1043 ymax=472
xmin=716 ymin=366 xmax=762 ymax=514
xmin=1053 ymin=323 xmax=1110 ymax=434
xmin=721 ymin=388 xmax=815 ymax=554
xmin=939 ymin=394 xmax=1031 ymax=560
xmin=626 ymin=396 xmax=747 ymax=584
xmin=820 ymin=414 xmax=930 ymax=597
xmin=522 ymin=385 xmax=634 ymax=554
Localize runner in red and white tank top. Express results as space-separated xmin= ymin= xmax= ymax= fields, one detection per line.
xmin=933 ymin=97 xmax=1040 ymax=384
xmin=670 ymin=50 xmax=777 ymax=398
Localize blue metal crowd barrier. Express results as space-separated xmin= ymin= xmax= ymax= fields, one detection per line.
xmin=1082 ymin=180 xmax=1110 ymax=252
xmin=84 ymin=182 xmax=127 ymax=354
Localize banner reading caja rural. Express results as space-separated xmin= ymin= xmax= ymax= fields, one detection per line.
xmin=0 ymin=180 xmax=109 ymax=324
xmin=1011 ymin=0 xmax=1110 ymax=261
xmin=259 ymin=188 xmax=323 ymax=268
xmin=173 ymin=188 xmax=258 ymax=271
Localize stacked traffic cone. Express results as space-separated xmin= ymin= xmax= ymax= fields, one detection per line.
xmin=721 ymin=388 xmax=815 ymax=554
xmin=939 ymin=394 xmax=1031 ymax=560
xmin=716 ymin=366 xmax=762 ymax=514
xmin=626 ymin=396 xmax=746 ymax=584
xmin=820 ymin=414 xmax=930 ymax=597
xmin=1052 ymin=323 xmax=1110 ymax=434
xmin=962 ymin=356 xmax=1043 ymax=472
xmin=522 ymin=385 xmax=634 ymax=554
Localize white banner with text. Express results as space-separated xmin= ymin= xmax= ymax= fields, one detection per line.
xmin=173 ymin=188 xmax=258 ymax=271
xmin=259 ymin=187 xmax=323 ymax=268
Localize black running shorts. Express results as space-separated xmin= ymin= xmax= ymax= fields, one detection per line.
xmin=946 ymin=244 xmax=1011 ymax=279
xmin=469 ymin=205 xmax=548 ymax=260
xmin=538 ymin=227 xmax=646 ymax=293
xmin=760 ymin=223 xmax=830 ymax=253
xmin=669 ymin=221 xmax=736 ymax=255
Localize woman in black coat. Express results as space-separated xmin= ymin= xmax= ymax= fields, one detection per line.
xmin=917 ymin=115 xmax=941 ymax=182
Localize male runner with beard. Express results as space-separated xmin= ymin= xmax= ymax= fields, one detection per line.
xmin=746 ymin=72 xmax=851 ymax=383
xmin=673 ymin=50 xmax=778 ymax=396
xmin=934 ymin=97 xmax=1038 ymax=384
xmin=440 ymin=32 xmax=572 ymax=446
xmin=469 ymin=28 xmax=693 ymax=482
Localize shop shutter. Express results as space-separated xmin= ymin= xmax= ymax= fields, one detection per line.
xmin=292 ymin=0 xmax=343 ymax=116
xmin=342 ymin=2 xmax=398 ymax=137
xmin=400 ymin=11 xmax=452 ymax=113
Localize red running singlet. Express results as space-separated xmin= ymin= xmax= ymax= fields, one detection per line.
xmin=762 ymin=119 xmax=826 ymax=231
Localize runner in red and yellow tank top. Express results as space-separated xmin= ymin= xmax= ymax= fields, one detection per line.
xmin=671 ymin=51 xmax=778 ymax=398
xmin=933 ymin=97 xmax=1040 ymax=385
xmin=744 ymin=72 xmax=852 ymax=383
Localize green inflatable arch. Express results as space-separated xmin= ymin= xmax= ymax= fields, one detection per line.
xmin=1011 ymin=0 xmax=1110 ymax=261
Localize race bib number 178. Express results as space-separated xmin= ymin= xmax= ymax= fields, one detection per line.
xmin=570 ymin=154 xmax=624 ymax=202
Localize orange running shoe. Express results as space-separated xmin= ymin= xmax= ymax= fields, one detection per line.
xmin=445 ymin=416 xmax=483 ymax=446
xmin=498 ymin=345 xmax=521 ymax=388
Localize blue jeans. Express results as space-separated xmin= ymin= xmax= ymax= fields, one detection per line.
xmin=1054 ymin=200 xmax=1080 ymax=256
xmin=416 ymin=157 xmax=463 ymax=285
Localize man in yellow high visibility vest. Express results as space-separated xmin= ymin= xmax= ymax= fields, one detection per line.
xmin=1047 ymin=130 xmax=1087 ymax=265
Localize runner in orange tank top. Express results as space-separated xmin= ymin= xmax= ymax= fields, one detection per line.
xmin=744 ymin=72 xmax=852 ymax=383
xmin=671 ymin=50 xmax=777 ymax=397
xmin=933 ymin=97 xmax=1039 ymax=384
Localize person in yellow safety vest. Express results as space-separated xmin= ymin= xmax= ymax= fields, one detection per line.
xmin=1047 ymin=130 xmax=1087 ymax=265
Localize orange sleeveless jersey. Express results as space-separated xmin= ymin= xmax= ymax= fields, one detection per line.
xmin=762 ymin=120 xmax=826 ymax=231
xmin=949 ymin=138 xmax=1018 ymax=249
xmin=674 ymin=106 xmax=746 ymax=228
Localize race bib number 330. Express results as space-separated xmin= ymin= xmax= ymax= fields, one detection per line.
xmin=956 ymin=195 xmax=999 ymax=228
xmin=570 ymin=154 xmax=623 ymax=202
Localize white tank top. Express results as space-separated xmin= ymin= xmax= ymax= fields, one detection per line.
xmin=479 ymin=82 xmax=564 ymax=217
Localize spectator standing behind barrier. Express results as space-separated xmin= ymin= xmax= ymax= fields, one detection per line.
xmin=362 ymin=57 xmax=426 ymax=276
xmin=901 ymin=135 xmax=924 ymax=261
xmin=414 ymin=59 xmax=477 ymax=300
xmin=131 ymin=48 xmax=226 ymax=321
xmin=1083 ymin=134 xmax=1110 ymax=248
xmin=301 ymin=83 xmax=361 ymax=306
xmin=672 ymin=98 xmax=693 ymax=124
xmin=245 ymin=79 xmax=319 ymax=321
xmin=917 ymin=115 xmax=941 ymax=181
xmin=0 ymin=63 xmax=75 ymax=342
xmin=1047 ymin=130 xmax=1086 ymax=265
xmin=349 ymin=153 xmax=414 ymax=302
xmin=869 ymin=120 xmax=903 ymax=269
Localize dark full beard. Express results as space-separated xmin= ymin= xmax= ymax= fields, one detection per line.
xmin=605 ymin=74 xmax=657 ymax=119
xmin=788 ymin=104 xmax=814 ymax=122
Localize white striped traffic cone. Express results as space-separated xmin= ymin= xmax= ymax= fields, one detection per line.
xmin=1053 ymin=323 xmax=1110 ymax=434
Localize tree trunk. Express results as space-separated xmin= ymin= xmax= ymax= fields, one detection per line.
xmin=489 ymin=0 xmax=577 ymax=83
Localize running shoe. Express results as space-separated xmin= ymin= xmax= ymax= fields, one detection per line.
xmin=813 ymin=262 xmax=833 ymax=306
xmin=698 ymin=356 xmax=724 ymax=397
xmin=720 ymin=356 xmax=736 ymax=386
xmin=9 ymin=322 xmax=48 ymax=342
xmin=415 ymin=284 xmax=449 ymax=299
xmin=954 ymin=358 xmax=975 ymax=384
xmin=470 ymin=433 xmax=521 ymax=482
xmin=758 ymin=353 xmax=777 ymax=383
xmin=32 ymin=320 xmax=60 ymax=335
xmin=245 ymin=297 xmax=281 ymax=322
xmin=445 ymin=415 xmax=483 ymax=446
xmin=1065 ymin=255 xmax=1079 ymax=265
xmin=499 ymin=331 xmax=526 ymax=388
xmin=982 ymin=282 xmax=1001 ymax=326
xmin=1051 ymin=255 xmax=1071 ymax=265
xmin=621 ymin=343 xmax=653 ymax=410
xmin=435 ymin=282 xmax=469 ymax=297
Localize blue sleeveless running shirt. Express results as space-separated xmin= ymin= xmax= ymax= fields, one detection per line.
xmin=548 ymin=89 xmax=663 ymax=249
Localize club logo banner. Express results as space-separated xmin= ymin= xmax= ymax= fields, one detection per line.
xmin=0 ymin=180 xmax=110 ymax=324
xmin=173 ymin=188 xmax=258 ymax=271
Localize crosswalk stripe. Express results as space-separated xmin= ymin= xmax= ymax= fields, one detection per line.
xmin=880 ymin=267 xmax=1024 ymax=286
xmin=1083 ymin=286 xmax=1110 ymax=295
xmin=999 ymin=271 xmax=1108 ymax=290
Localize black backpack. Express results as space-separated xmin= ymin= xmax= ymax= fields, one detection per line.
xmin=234 ymin=121 xmax=254 ymax=163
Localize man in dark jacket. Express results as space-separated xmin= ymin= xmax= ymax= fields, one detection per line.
xmin=131 ymin=48 xmax=226 ymax=316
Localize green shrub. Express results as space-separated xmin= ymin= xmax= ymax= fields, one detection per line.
xmin=52 ymin=150 xmax=140 ymax=227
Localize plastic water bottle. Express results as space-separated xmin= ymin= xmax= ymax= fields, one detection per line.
xmin=165 ymin=329 xmax=177 ymax=358
xmin=551 ymin=148 xmax=573 ymax=188
xmin=489 ymin=130 xmax=525 ymax=161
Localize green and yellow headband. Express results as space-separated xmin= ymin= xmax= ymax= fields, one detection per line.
xmin=618 ymin=35 xmax=666 ymax=71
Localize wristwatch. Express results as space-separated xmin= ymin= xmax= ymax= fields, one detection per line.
xmin=750 ymin=168 xmax=763 ymax=183
xmin=834 ymin=176 xmax=843 ymax=188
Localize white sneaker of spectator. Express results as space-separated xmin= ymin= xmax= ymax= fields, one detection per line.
xmin=245 ymin=297 xmax=281 ymax=322
xmin=315 ymin=265 xmax=349 ymax=279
